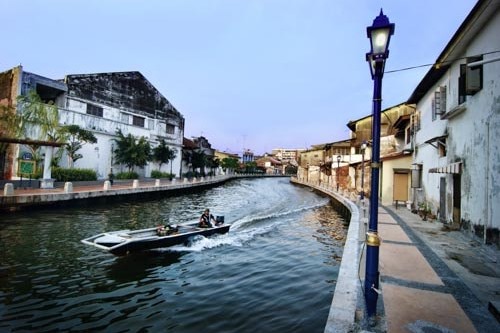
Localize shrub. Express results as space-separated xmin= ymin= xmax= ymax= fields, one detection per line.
xmin=116 ymin=171 xmax=139 ymax=180
xmin=182 ymin=171 xmax=198 ymax=178
xmin=34 ymin=167 xmax=97 ymax=181
xmin=150 ymin=170 xmax=175 ymax=179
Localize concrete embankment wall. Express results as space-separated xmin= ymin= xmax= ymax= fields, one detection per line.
xmin=0 ymin=175 xmax=290 ymax=212
xmin=290 ymin=178 xmax=364 ymax=333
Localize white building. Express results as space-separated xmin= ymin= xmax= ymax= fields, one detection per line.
xmin=62 ymin=71 xmax=184 ymax=178
xmin=407 ymin=0 xmax=500 ymax=244
xmin=1 ymin=67 xmax=185 ymax=181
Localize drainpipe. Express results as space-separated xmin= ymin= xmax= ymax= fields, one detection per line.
xmin=484 ymin=110 xmax=494 ymax=243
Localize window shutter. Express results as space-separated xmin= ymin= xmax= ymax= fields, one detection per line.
xmin=466 ymin=56 xmax=483 ymax=95
xmin=466 ymin=66 xmax=482 ymax=94
xmin=433 ymin=90 xmax=439 ymax=120
xmin=439 ymin=86 xmax=447 ymax=117
xmin=459 ymin=65 xmax=467 ymax=104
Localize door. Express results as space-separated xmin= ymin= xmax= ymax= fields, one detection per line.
xmin=440 ymin=177 xmax=446 ymax=222
xmin=393 ymin=173 xmax=409 ymax=203
xmin=453 ymin=174 xmax=461 ymax=224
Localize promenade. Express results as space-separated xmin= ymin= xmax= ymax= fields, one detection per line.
xmin=0 ymin=174 xmax=261 ymax=212
xmin=292 ymin=179 xmax=499 ymax=333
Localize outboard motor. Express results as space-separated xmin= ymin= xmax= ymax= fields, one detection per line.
xmin=215 ymin=216 xmax=224 ymax=225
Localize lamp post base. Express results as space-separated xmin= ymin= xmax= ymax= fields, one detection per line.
xmin=365 ymin=231 xmax=381 ymax=318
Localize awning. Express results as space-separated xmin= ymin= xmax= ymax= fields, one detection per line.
xmin=425 ymin=135 xmax=447 ymax=149
xmin=429 ymin=161 xmax=462 ymax=174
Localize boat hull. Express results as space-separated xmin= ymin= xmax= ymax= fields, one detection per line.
xmin=82 ymin=223 xmax=230 ymax=256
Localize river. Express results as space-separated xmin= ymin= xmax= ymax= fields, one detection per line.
xmin=0 ymin=177 xmax=347 ymax=333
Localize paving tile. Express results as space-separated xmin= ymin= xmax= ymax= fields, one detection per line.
xmin=382 ymin=283 xmax=477 ymax=333
xmin=381 ymin=242 xmax=443 ymax=285
xmin=379 ymin=224 xmax=412 ymax=244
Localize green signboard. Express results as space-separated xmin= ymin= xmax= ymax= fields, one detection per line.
xmin=19 ymin=160 xmax=35 ymax=177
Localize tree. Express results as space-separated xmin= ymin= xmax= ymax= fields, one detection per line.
xmin=62 ymin=125 xmax=97 ymax=168
xmin=113 ymin=129 xmax=152 ymax=172
xmin=220 ymin=157 xmax=239 ymax=173
xmin=243 ymin=161 xmax=257 ymax=173
xmin=0 ymin=104 xmax=23 ymax=154
xmin=16 ymin=90 xmax=66 ymax=178
xmin=182 ymin=149 xmax=193 ymax=174
xmin=153 ymin=139 xmax=177 ymax=174
xmin=285 ymin=164 xmax=298 ymax=175
xmin=208 ymin=157 xmax=220 ymax=175
xmin=17 ymin=90 xmax=63 ymax=143
xmin=191 ymin=150 xmax=207 ymax=176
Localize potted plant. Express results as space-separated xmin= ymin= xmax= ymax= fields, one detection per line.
xmin=418 ymin=201 xmax=432 ymax=221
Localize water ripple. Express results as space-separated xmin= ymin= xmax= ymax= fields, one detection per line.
xmin=1 ymin=178 xmax=346 ymax=332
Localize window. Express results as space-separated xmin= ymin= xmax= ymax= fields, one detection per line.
xmin=86 ymin=104 xmax=103 ymax=117
xmin=438 ymin=138 xmax=447 ymax=157
xmin=405 ymin=126 xmax=411 ymax=145
xmin=121 ymin=113 xmax=130 ymax=124
xmin=133 ymin=115 xmax=145 ymax=127
xmin=166 ymin=124 xmax=175 ymax=134
xmin=432 ymin=86 xmax=446 ymax=121
xmin=459 ymin=56 xmax=483 ymax=104
xmin=148 ymin=119 xmax=154 ymax=130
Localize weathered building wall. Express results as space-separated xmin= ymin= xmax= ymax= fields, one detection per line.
xmin=414 ymin=84 xmax=448 ymax=216
xmin=0 ymin=67 xmax=21 ymax=179
xmin=446 ymin=10 xmax=500 ymax=243
xmin=63 ymin=71 xmax=185 ymax=178
xmin=413 ymin=7 xmax=500 ymax=244
xmin=65 ymin=72 xmax=182 ymax=122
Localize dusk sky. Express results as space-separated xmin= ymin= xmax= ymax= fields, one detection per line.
xmin=1 ymin=0 xmax=477 ymax=155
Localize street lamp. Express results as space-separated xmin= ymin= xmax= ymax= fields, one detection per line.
xmin=364 ymin=9 xmax=394 ymax=321
xmin=336 ymin=155 xmax=341 ymax=191
xmin=360 ymin=141 xmax=367 ymax=200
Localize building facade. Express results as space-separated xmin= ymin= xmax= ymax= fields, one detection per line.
xmin=0 ymin=67 xmax=185 ymax=181
xmin=407 ymin=0 xmax=500 ymax=244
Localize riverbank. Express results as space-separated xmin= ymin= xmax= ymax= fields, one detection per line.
xmin=0 ymin=174 xmax=288 ymax=212
xmin=290 ymin=178 xmax=365 ymax=332
xmin=291 ymin=178 xmax=500 ymax=333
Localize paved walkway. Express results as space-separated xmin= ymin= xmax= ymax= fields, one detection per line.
xmin=374 ymin=205 xmax=499 ymax=333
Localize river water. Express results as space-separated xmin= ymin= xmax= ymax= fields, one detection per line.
xmin=0 ymin=177 xmax=347 ymax=333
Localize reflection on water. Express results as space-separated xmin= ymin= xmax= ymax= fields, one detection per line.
xmin=0 ymin=178 xmax=347 ymax=333
xmin=107 ymin=251 xmax=183 ymax=284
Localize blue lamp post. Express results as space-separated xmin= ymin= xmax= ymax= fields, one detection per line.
xmin=360 ymin=141 xmax=367 ymax=200
xmin=336 ymin=155 xmax=341 ymax=191
xmin=364 ymin=9 xmax=394 ymax=319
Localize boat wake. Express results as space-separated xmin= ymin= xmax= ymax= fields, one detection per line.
xmin=163 ymin=199 xmax=330 ymax=253
xmin=230 ymin=199 xmax=329 ymax=229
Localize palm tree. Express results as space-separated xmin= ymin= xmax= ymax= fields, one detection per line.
xmin=114 ymin=129 xmax=152 ymax=172
xmin=167 ymin=148 xmax=177 ymax=176
xmin=17 ymin=90 xmax=63 ymax=143
xmin=191 ymin=150 xmax=207 ymax=176
xmin=62 ymin=125 xmax=97 ymax=168
xmin=16 ymin=90 xmax=66 ymax=179
xmin=153 ymin=139 xmax=177 ymax=175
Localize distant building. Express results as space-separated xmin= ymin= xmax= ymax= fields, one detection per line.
xmin=242 ymin=149 xmax=254 ymax=163
xmin=215 ymin=150 xmax=239 ymax=161
xmin=181 ymin=136 xmax=216 ymax=176
xmin=271 ymin=148 xmax=305 ymax=163
xmin=255 ymin=156 xmax=282 ymax=174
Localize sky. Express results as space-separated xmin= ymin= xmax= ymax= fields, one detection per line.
xmin=1 ymin=0 xmax=478 ymax=155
